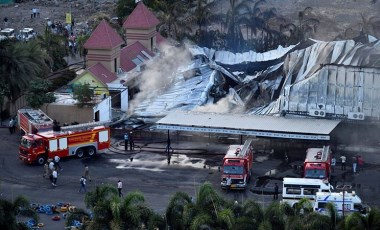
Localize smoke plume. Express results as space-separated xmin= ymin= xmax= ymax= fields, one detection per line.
xmin=128 ymin=43 xmax=192 ymax=114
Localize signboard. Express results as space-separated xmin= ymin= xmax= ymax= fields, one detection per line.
xmin=66 ymin=13 xmax=72 ymax=24
xmin=156 ymin=124 xmax=331 ymax=141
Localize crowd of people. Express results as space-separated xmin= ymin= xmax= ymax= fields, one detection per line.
xmin=43 ymin=156 xmax=123 ymax=195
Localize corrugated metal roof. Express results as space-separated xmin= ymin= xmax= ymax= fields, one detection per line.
xmin=157 ymin=111 xmax=340 ymax=135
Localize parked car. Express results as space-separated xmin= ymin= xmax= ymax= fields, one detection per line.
xmin=19 ymin=28 xmax=36 ymax=41
xmin=0 ymin=28 xmax=16 ymax=40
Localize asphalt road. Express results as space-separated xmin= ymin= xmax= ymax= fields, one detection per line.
xmin=0 ymin=128 xmax=276 ymax=229
xmin=2 ymin=127 xmax=380 ymax=229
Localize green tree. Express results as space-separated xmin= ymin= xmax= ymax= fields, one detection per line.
xmin=73 ymin=83 xmax=94 ymax=107
xmin=0 ymin=81 xmax=10 ymax=124
xmin=116 ymin=0 xmax=156 ymax=22
xmin=165 ymin=191 xmax=193 ymax=230
xmin=83 ymin=185 xmax=162 ymax=230
xmin=37 ymin=28 xmax=68 ymax=71
xmin=0 ymin=196 xmax=38 ymax=230
xmin=26 ymin=79 xmax=56 ymax=109
xmin=156 ymin=0 xmax=192 ymax=40
xmin=234 ymin=200 xmax=264 ymax=229
xmin=344 ymin=208 xmax=380 ymax=230
xmin=0 ymin=40 xmax=49 ymax=101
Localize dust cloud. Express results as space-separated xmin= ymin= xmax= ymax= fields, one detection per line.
xmin=194 ymin=95 xmax=245 ymax=114
xmin=128 ymin=43 xmax=192 ymax=113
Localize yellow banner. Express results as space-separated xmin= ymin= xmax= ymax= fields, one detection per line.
xmin=66 ymin=13 xmax=72 ymax=24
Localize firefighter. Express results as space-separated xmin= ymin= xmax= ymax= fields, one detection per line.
xmin=129 ymin=132 xmax=134 ymax=150
xmin=124 ymin=132 xmax=129 ymax=151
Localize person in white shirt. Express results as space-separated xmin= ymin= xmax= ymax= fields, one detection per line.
xmin=48 ymin=160 xmax=55 ymax=173
xmin=54 ymin=155 xmax=62 ymax=171
xmin=340 ymin=155 xmax=347 ymax=171
xmin=117 ymin=180 xmax=123 ymax=197
xmin=79 ymin=176 xmax=87 ymax=193
xmin=52 ymin=169 xmax=58 ymax=186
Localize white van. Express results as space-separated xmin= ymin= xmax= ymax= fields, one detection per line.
xmin=314 ymin=191 xmax=368 ymax=216
xmin=282 ymin=177 xmax=333 ymax=207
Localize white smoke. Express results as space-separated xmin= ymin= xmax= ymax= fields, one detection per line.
xmin=128 ymin=42 xmax=192 ymax=113
xmin=194 ymin=95 xmax=245 ymax=114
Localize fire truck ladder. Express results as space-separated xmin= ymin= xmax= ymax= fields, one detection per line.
xmin=60 ymin=120 xmax=111 ymax=132
xmin=238 ymin=139 xmax=253 ymax=157
xmin=319 ymin=145 xmax=330 ymax=161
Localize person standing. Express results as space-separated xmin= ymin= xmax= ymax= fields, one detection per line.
xmin=124 ymin=132 xmax=129 ymax=151
xmin=274 ymin=183 xmax=279 ymax=200
xmin=226 ymin=175 xmax=232 ymax=193
xmin=84 ymin=165 xmax=91 ymax=181
xmin=129 ymin=132 xmax=134 ymax=150
xmin=331 ymin=156 xmax=336 ymax=173
xmin=43 ymin=162 xmax=49 ymax=178
xmin=52 ymin=169 xmax=58 ymax=186
xmin=48 ymin=159 xmax=55 ymax=175
xmin=54 ymin=155 xmax=62 ymax=171
xmin=357 ymin=155 xmax=364 ymax=172
xmin=340 ymin=155 xmax=346 ymax=171
xmin=8 ymin=117 xmax=14 ymax=134
xmin=352 ymin=156 xmax=358 ymax=174
xmin=79 ymin=176 xmax=87 ymax=193
xmin=117 ymin=180 xmax=123 ymax=197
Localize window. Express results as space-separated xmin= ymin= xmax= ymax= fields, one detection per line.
xmin=317 ymin=202 xmax=327 ymax=209
xmin=304 ymin=188 xmax=318 ymax=195
xmin=305 ymin=169 xmax=326 ymax=179
xmin=99 ymin=130 xmax=109 ymax=142
xmin=59 ymin=138 xmax=67 ymax=150
xmin=223 ymin=166 xmax=244 ymax=175
xmin=49 ymin=139 xmax=58 ymax=151
xmin=286 ymin=188 xmax=301 ymax=195
xmin=343 ymin=203 xmax=351 ymax=211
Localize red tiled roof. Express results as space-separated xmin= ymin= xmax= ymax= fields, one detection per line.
xmin=87 ymin=63 xmax=117 ymax=84
xmin=120 ymin=41 xmax=155 ymax=72
xmin=123 ymin=2 xmax=160 ymax=29
xmin=84 ymin=20 xmax=124 ymax=50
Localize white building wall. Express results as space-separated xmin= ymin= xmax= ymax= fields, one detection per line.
xmin=93 ymin=96 xmax=111 ymax=121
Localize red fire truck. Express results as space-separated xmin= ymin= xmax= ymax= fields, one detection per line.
xmin=304 ymin=145 xmax=332 ymax=180
xmin=221 ymin=139 xmax=253 ymax=190
xmin=19 ymin=122 xmax=111 ymax=165
xmin=18 ymin=109 xmax=54 ymax=134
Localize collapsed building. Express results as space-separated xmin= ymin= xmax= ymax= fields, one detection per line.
xmin=130 ymin=37 xmax=380 ymax=146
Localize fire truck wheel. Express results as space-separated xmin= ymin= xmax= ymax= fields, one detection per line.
xmin=87 ymin=147 xmax=96 ymax=156
xmin=76 ymin=149 xmax=84 ymax=158
xmin=37 ymin=156 xmax=46 ymax=165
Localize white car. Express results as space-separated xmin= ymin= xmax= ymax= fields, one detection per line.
xmin=19 ymin=28 xmax=36 ymax=41
xmin=0 ymin=28 xmax=16 ymax=39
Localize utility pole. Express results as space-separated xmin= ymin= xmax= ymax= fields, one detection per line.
xmin=336 ymin=184 xmax=352 ymax=217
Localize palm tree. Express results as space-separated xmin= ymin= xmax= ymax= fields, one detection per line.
xmin=37 ymin=28 xmax=68 ymax=71
xmin=344 ymin=208 xmax=380 ymax=230
xmin=156 ymin=0 xmax=192 ymax=41
xmin=84 ymin=185 xmax=161 ymax=229
xmin=165 ymin=191 xmax=193 ymax=229
xmin=234 ymin=199 xmax=264 ymax=229
xmin=84 ymin=184 xmax=119 ymax=229
xmin=0 ymin=196 xmax=38 ymax=230
xmin=224 ymin=0 xmax=254 ymax=51
xmin=280 ymin=7 xmax=320 ymax=45
xmin=0 ymin=40 xmax=49 ymax=101
xmin=165 ymin=182 xmax=235 ymax=229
